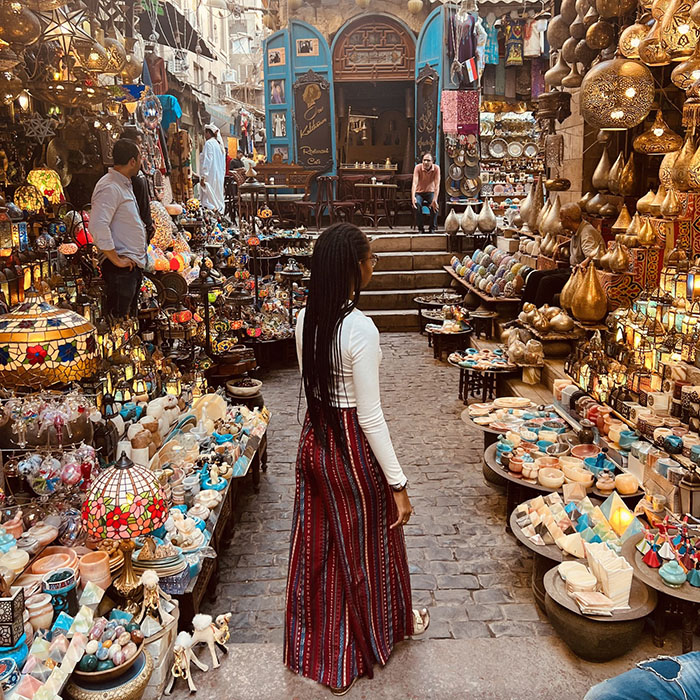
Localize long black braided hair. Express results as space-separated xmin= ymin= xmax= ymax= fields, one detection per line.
xmin=301 ymin=222 xmax=371 ymax=454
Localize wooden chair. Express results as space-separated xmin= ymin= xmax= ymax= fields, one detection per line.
xmin=294 ymin=173 xmax=327 ymax=229
xmin=393 ymin=174 xmax=414 ymax=228
xmin=326 ymin=176 xmax=357 ymax=224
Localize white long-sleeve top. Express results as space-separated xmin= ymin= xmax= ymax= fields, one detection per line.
xmin=296 ymin=307 xmax=406 ymax=486
xmin=200 ymin=138 xmax=225 ymax=213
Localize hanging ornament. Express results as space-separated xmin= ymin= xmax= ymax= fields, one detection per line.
xmin=562 ymin=61 xmax=584 ymax=87
xmin=633 ymin=110 xmax=684 ymax=154
xmin=619 ymin=22 xmax=650 ymax=59
xmin=407 ymin=0 xmax=423 ymax=13
xmin=592 ymin=148 xmax=612 ymax=190
xmin=586 ymin=20 xmax=616 ymax=49
xmin=660 ymin=0 xmax=699 ymax=61
xmin=638 ymin=19 xmax=672 ymax=65
xmin=659 ymin=149 xmax=680 ymax=189
xmin=608 ymin=152 xmax=625 ymax=194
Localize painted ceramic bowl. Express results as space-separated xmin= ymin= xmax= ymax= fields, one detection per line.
xmin=571 ymin=444 xmax=601 ymax=460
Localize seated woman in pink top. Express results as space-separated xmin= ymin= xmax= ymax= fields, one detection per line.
xmin=411 ymin=153 xmax=441 ymax=233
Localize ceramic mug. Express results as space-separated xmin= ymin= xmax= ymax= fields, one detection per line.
xmin=25 ymin=594 xmax=53 ymax=632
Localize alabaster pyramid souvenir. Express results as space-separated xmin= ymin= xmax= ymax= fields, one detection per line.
xmin=140 ymin=614 xmax=163 ymax=638
xmin=51 ymin=612 xmax=73 ymax=635
xmin=14 ymin=674 xmax=43 ymax=699
xmin=515 ymin=504 xmax=529 ymax=517
xmin=31 ymin=688 xmax=57 ymax=700
xmin=578 ymin=497 xmax=596 ymax=514
xmin=563 ymin=482 xmax=587 ymax=502
xmin=545 ymin=492 xmax=563 ymax=506
xmin=560 ymin=519 xmax=577 ymax=535
xmin=576 ymin=513 xmax=591 ymax=532
xmin=531 ymin=534 xmax=546 ymax=546
xmin=29 ymin=637 xmax=50 ymax=661
xmin=48 ymin=634 xmax=69 ymax=663
xmin=79 ymin=582 xmax=105 ymax=611
xmin=530 ymin=512 xmax=542 ymax=527
xmin=43 ymin=666 xmax=68 ymax=695
xmin=559 ymin=532 xmax=586 ymax=558
xmin=535 ymin=522 xmax=554 ymax=544
xmin=531 ymin=495 xmax=545 ymax=510
xmin=23 ymin=656 xmax=51 ymax=683
xmin=68 ymin=607 xmax=93 ymax=637
xmin=515 ymin=515 xmax=531 ymax=529
xmin=643 ymin=546 xmax=662 ymax=568
xmin=580 ymin=527 xmax=603 ymax=544
xmin=620 ymin=517 xmax=644 ymax=542
xmin=564 ymin=502 xmax=582 ymax=518
xmin=522 ymin=524 xmax=537 ymax=538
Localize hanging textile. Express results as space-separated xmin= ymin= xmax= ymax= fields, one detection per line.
xmin=457 ymin=90 xmax=480 ymax=135
xmin=157 ymin=94 xmax=183 ymax=132
xmin=523 ymin=19 xmax=542 ymax=58
xmin=483 ymin=64 xmax=497 ymax=95
xmin=516 ymin=65 xmax=531 ymax=98
xmin=485 ymin=20 xmax=499 ymax=65
xmin=441 ymin=91 xmax=458 ymax=134
xmin=495 ymin=61 xmax=506 ymax=95
xmin=447 ymin=10 xmax=478 ymax=87
xmin=504 ymin=18 xmax=524 ymax=67
xmin=531 ymin=58 xmax=546 ymax=99
xmin=505 ymin=67 xmax=517 ymax=98
xmin=475 ymin=18 xmax=488 ymax=77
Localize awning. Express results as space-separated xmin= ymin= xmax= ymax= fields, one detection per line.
xmin=139 ymin=2 xmax=215 ymax=61
xmin=207 ymin=103 xmax=235 ymax=135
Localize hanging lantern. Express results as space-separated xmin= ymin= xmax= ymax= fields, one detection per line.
xmin=633 ymin=110 xmax=684 ymax=154
xmin=407 ymin=0 xmax=423 ymax=12
xmin=580 ymin=57 xmax=655 ymax=130
xmin=660 ymin=0 xmax=699 ymax=60
xmin=0 ymin=289 xmax=99 ymax=388
xmin=72 ymin=39 xmax=111 ymax=72
xmin=0 ymin=4 xmax=41 ymax=47
xmin=102 ymin=36 xmax=127 ymax=74
xmin=638 ymin=20 xmax=672 ymax=65
xmin=27 ymin=168 xmax=64 ymax=205
xmin=672 ymin=43 xmax=700 ymax=88
xmin=0 ymin=72 xmax=22 ymax=105
xmin=13 ymin=185 xmax=43 ymax=214
xmin=619 ymin=22 xmax=650 ymax=58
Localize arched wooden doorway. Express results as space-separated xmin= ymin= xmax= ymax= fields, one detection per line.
xmin=331 ymin=15 xmax=416 ymax=173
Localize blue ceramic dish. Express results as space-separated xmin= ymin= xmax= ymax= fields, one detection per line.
xmin=0 ymin=657 xmax=19 ymax=693
xmin=584 ymin=456 xmax=617 ymax=476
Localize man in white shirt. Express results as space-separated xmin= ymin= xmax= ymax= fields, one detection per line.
xmin=200 ymin=124 xmax=226 ymax=213
xmin=90 ymin=139 xmax=147 ymax=319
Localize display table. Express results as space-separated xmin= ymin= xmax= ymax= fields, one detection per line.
xmin=622 ymin=534 xmax=700 ymax=653
xmin=173 ymin=432 xmax=267 ymax=629
xmin=543 ymin=567 xmax=657 ymax=662
xmin=427 ymin=327 xmax=473 ymax=360
xmin=354 ymin=182 xmax=397 ymax=228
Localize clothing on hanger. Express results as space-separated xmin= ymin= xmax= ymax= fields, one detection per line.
xmin=475 ymin=17 xmax=488 ymax=77
xmin=485 ymin=18 xmax=500 ymax=64
xmin=523 ymin=18 xmax=542 ymax=57
xmin=504 ymin=17 xmax=524 ymax=66
xmin=447 ymin=9 xmax=478 ymax=87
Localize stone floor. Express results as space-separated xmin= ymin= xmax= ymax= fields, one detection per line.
xmin=173 ymin=332 xmax=685 ymax=699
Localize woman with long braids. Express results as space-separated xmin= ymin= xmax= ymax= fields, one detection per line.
xmin=284 ymin=223 xmax=429 ymax=695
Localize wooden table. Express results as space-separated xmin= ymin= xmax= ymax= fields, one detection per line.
xmin=426 ymin=327 xmax=473 ymax=360
xmin=622 ymin=533 xmax=700 ymax=653
xmin=354 ymin=182 xmax=398 ymax=228
xmin=543 ymin=566 xmax=657 ymax=661
xmin=263 ymin=183 xmax=306 ymax=222
xmin=448 ymin=358 xmax=518 ymax=404
xmin=173 ymin=432 xmax=268 ymax=629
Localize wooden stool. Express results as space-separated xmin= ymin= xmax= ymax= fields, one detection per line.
xmin=427 ymin=329 xmax=472 ymax=360
xmin=470 ymin=311 xmax=498 ymax=339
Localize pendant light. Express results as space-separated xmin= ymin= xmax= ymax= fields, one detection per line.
xmin=619 ymin=21 xmax=651 ymax=58
xmin=545 ymin=53 xmax=571 ymax=87
xmin=672 ymin=134 xmax=696 ymax=191
xmin=633 ymin=109 xmax=684 ymax=154
xmin=659 ymin=149 xmax=680 ymax=189
xmin=638 ymin=19 xmax=672 ymax=65
xmin=660 ymin=0 xmax=699 ymax=61
xmin=672 ymin=42 xmax=700 ymax=88
xmin=612 ymin=204 xmax=633 ymax=233
xmin=608 ymin=152 xmax=625 ymax=193
xmin=562 ymin=61 xmax=584 ymax=87
xmin=592 ymin=148 xmax=612 ymax=190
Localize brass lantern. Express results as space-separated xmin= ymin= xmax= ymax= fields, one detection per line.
xmin=580 ymin=57 xmax=655 ymax=130
xmin=639 ymin=20 xmax=672 ymax=65
xmin=633 ymin=110 xmax=684 ymax=153
xmin=672 ymin=43 xmax=700 ymax=88
xmin=660 ymin=0 xmax=699 ymax=60
xmin=619 ymin=22 xmax=651 ymax=58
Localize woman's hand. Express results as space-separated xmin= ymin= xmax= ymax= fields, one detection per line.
xmin=390 ymin=489 xmax=413 ymax=529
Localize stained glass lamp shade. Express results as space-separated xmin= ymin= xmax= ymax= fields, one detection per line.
xmin=82 ymin=452 xmax=168 ymax=597
xmin=27 ymin=168 xmax=63 ymax=205
xmin=13 ymin=185 xmax=43 ymax=214
xmin=0 ymin=290 xmax=99 ymax=388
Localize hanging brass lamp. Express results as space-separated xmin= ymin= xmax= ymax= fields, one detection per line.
xmin=619 ymin=21 xmax=651 ymax=58
xmin=659 ymin=149 xmax=680 ymax=189
xmin=672 ymin=42 xmax=700 ymax=88
xmin=633 ymin=110 xmax=684 ymax=153
xmin=660 ymin=0 xmax=699 ymax=61
xmin=638 ymin=19 xmax=672 ymax=65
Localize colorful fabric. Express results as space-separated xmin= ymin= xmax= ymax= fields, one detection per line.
xmin=531 ymin=58 xmax=546 ymax=98
xmin=285 ymin=408 xmax=414 ymax=688
xmin=457 ymin=90 xmax=480 ymax=135
xmin=441 ymin=90 xmax=458 ymax=134
xmin=475 ymin=18 xmax=488 ymax=76
xmin=523 ymin=19 xmax=542 ymax=58
xmin=504 ymin=18 xmax=524 ymax=66
xmin=485 ymin=20 xmax=500 ymax=64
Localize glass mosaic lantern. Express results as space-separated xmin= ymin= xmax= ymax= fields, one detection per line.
xmin=26 ymin=168 xmax=64 ymax=205
xmin=0 ymin=289 xmax=99 ymax=388
xmin=13 ymin=185 xmax=43 ymax=214
xmin=82 ymin=452 xmax=168 ymax=599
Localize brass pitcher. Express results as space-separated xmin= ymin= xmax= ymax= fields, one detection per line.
xmin=571 ymin=263 xmax=608 ymax=323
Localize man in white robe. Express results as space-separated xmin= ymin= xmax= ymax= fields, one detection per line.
xmin=200 ymin=124 xmax=226 ymax=213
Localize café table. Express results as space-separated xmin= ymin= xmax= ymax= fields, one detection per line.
xmin=354 ymin=182 xmax=398 ymax=228
xmin=262 ymin=183 xmax=307 ymax=223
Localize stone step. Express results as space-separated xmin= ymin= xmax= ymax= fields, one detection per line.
xmin=375 ymin=251 xmax=453 ymax=272
xmin=366 ymin=269 xmax=452 ymax=291
xmin=369 ymin=233 xmax=448 ymax=253
xmin=364 ymin=309 xmax=420 ymax=332
xmin=358 ymin=288 xmax=450 ymax=311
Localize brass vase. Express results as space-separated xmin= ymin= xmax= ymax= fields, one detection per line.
xmin=600 ymin=242 xmax=614 ymax=270
xmin=637 ymin=188 xmax=656 ymax=214
xmin=619 ymin=154 xmax=636 ymax=196
xmin=650 ymin=185 xmax=667 ymax=215
xmin=528 ymin=177 xmax=544 ymax=232
xmin=626 ymin=212 xmax=642 ymax=242
xmin=520 ymin=187 xmax=533 ymax=231
xmin=560 ymin=266 xmax=583 ymax=311
xmin=672 ymin=135 xmax=696 ymax=191
xmin=661 ymin=187 xmax=682 ymax=217
xmin=609 ymin=241 xmax=631 ymax=273
xmin=660 ymin=149 xmax=680 ymax=189
xmin=579 ymin=191 xmax=594 ymax=209
xmin=586 ymin=192 xmax=608 ymax=214
xmin=571 ymin=263 xmax=608 ymax=323
xmin=687 ymin=143 xmax=700 ymax=191
xmin=542 ymin=194 xmax=563 ymax=236
xmin=638 ymin=217 xmax=657 ymax=246
xmin=537 ymin=198 xmax=553 ymax=234
xmin=608 ymin=152 xmax=625 ymax=194
xmin=592 ymin=148 xmax=612 ymax=191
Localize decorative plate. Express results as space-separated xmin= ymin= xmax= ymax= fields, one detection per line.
xmin=494 ymin=184 xmax=505 ymax=195
xmin=489 ymin=138 xmax=507 ymax=158
xmin=446 ymin=144 xmax=458 ymax=157
xmin=461 ymin=177 xmax=481 ymax=197
xmin=448 ymin=163 xmax=463 ymax=180
xmin=493 ymin=397 xmax=532 ymax=408
xmin=508 ymin=141 xmax=524 ymax=158
xmin=454 ymin=149 xmax=466 ymax=165
xmin=446 ymin=181 xmax=462 ymax=197
xmin=160 ymin=272 xmax=188 ymax=304
xmin=524 ymin=142 xmax=538 ymax=157
xmin=481 ymin=121 xmax=494 ymax=136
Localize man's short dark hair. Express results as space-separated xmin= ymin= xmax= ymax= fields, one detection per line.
xmin=237 ymin=150 xmax=243 ymax=156
xmin=113 ymin=139 xmax=140 ymax=166
xmin=422 ymin=153 xmax=434 ymax=161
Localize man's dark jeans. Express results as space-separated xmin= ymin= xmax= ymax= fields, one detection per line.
xmin=101 ymin=260 xmax=143 ymax=318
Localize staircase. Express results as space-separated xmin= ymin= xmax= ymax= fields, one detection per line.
xmin=358 ymin=233 xmax=454 ymax=331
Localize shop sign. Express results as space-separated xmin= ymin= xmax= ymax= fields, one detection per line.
xmin=293 ymin=70 xmax=333 ymax=172
xmin=416 ymin=65 xmax=440 ymax=160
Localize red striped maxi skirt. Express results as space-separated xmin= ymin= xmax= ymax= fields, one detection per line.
xmin=284 ymin=408 xmax=414 ymax=688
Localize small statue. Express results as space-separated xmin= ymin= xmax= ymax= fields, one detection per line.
xmin=190 ymin=613 xmax=231 ymax=669
xmin=137 ymin=569 xmax=171 ymax=625
xmin=164 ymin=631 xmax=209 ymax=695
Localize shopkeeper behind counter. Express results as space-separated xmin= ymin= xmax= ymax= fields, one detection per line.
xmin=521 ymin=203 xmax=605 ymax=308
xmin=90 ymin=138 xmax=147 ymax=320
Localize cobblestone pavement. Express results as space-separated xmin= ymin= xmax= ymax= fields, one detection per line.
xmin=209 ymin=331 xmax=551 ymax=642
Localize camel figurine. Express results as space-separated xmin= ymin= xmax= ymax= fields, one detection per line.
xmin=190 ymin=612 xmax=231 ymax=668
xmin=164 ymin=631 xmax=209 ymax=695
xmin=136 ymin=569 xmax=171 ymax=625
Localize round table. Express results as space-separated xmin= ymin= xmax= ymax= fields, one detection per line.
xmin=414 ymin=294 xmax=463 ymax=334
xmin=622 ymin=533 xmax=700 ymax=653
xmin=461 ymin=408 xmax=506 ymax=486
xmin=427 ymin=328 xmax=473 ymax=361
xmin=543 ymin=566 xmax=657 ymax=662
xmin=447 ymin=358 xmax=518 ymax=403
xmin=354 ymin=182 xmax=398 ymax=228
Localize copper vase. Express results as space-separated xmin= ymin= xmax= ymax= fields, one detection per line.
xmin=571 ymin=263 xmax=608 ymax=323
xmin=560 ymin=266 xmax=583 ymax=311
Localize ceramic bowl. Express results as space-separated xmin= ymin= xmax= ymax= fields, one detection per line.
xmin=584 ymin=456 xmax=617 ymax=475
xmin=571 ymin=444 xmax=601 ymax=460
xmin=534 ymin=456 xmax=559 ymax=469
xmin=558 ymin=456 xmax=585 ymax=470
xmin=546 ymin=443 xmax=570 ymax=457
xmin=40 ymin=546 xmax=79 ymax=571
xmin=538 ymin=467 xmax=565 ymax=490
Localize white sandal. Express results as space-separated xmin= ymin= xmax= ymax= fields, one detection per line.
xmin=412 ymin=608 xmax=430 ymax=635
